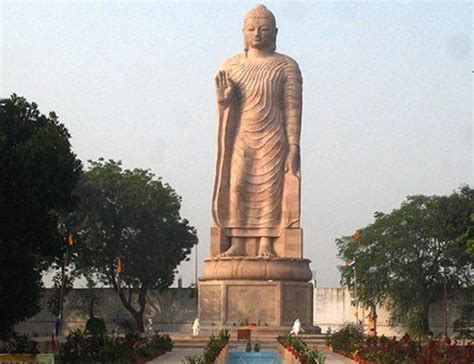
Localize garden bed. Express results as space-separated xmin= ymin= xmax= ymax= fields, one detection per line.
xmin=183 ymin=329 xmax=230 ymax=364
xmin=326 ymin=325 xmax=474 ymax=364
xmin=58 ymin=330 xmax=173 ymax=363
xmin=277 ymin=333 xmax=326 ymax=364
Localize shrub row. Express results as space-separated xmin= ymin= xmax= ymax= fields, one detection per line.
xmin=60 ymin=329 xmax=172 ymax=363
xmin=184 ymin=329 xmax=230 ymax=364
xmin=278 ymin=333 xmax=326 ymax=364
xmin=326 ymin=324 xmax=473 ymax=364
xmin=0 ymin=333 xmax=39 ymax=355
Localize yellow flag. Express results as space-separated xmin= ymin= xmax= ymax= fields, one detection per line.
xmin=115 ymin=257 xmax=122 ymax=274
xmin=67 ymin=233 xmax=74 ymax=246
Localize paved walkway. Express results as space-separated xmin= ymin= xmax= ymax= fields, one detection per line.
xmin=148 ymin=348 xmax=201 ymax=363
xmin=321 ymin=350 xmax=355 ymax=363
xmin=149 ymin=347 xmax=355 ymax=363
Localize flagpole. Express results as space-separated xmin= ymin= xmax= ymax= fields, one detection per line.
xmin=354 ymin=266 xmax=359 ymax=325
xmin=195 ymin=242 xmax=198 ymax=314
xmin=194 ymin=242 xmax=198 ymax=287
xmin=351 ymin=231 xmax=361 ymax=327
xmin=58 ymin=250 xmax=69 ymax=321
xmin=57 ymin=233 xmax=74 ymax=350
xmin=57 ymin=247 xmax=69 ymax=353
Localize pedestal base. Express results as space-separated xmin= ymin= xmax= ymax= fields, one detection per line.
xmin=198 ymin=280 xmax=313 ymax=327
xmin=202 ymin=257 xmax=312 ymax=281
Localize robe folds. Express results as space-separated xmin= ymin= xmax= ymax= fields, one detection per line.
xmin=212 ymin=52 xmax=302 ymax=238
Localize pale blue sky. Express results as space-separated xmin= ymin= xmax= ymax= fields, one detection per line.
xmin=1 ymin=1 xmax=472 ymax=287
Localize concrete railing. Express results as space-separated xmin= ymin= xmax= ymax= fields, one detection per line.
xmin=277 ymin=342 xmax=302 ymax=364
xmin=214 ymin=339 xmax=230 ymax=364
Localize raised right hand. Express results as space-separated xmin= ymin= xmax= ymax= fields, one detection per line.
xmin=215 ymin=70 xmax=234 ymax=106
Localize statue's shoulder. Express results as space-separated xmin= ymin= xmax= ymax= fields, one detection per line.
xmin=275 ymin=52 xmax=300 ymax=70
xmin=219 ymin=53 xmax=246 ymax=71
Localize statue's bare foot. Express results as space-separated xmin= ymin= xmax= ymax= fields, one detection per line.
xmin=258 ymin=238 xmax=275 ymax=258
xmin=217 ymin=244 xmax=245 ymax=258
xmin=258 ymin=249 xmax=275 ymax=258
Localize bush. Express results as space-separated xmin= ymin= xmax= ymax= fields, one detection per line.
xmin=0 ymin=332 xmax=39 ymax=354
xmin=184 ymin=329 xmax=229 ymax=364
xmin=326 ymin=324 xmax=364 ymax=353
xmin=60 ymin=329 xmax=172 ymax=363
xmin=99 ymin=336 xmax=135 ymax=364
xmin=84 ymin=317 xmax=106 ymax=337
xmin=453 ymin=304 xmax=474 ymax=342
xmin=278 ymin=333 xmax=326 ymax=364
xmin=61 ymin=329 xmax=134 ymax=363
xmin=203 ymin=329 xmax=230 ymax=364
xmin=357 ymin=334 xmax=418 ymax=364
xmin=326 ymin=327 xmax=474 ymax=364
xmin=133 ymin=333 xmax=173 ymax=359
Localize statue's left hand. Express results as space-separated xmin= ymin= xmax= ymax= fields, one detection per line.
xmin=286 ymin=144 xmax=300 ymax=176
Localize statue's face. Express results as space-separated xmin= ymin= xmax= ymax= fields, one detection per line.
xmin=243 ymin=17 xmax=276 ymax=50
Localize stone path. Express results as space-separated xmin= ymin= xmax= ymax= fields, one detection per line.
xmin=148 ymin=347 xmax=355 ymax=363
xmin=148 ymin=348 xmax=202 ymax=363
xmin=321 ymin=350 xmax=355 ymax=363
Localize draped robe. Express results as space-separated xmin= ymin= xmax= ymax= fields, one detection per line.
xmin=212 ymin=52 xmax=302 ymax=238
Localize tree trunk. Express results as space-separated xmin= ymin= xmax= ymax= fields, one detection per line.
xmin=133 ymin=312 xmax=145 ymax=334
xmin=109 ymin=273 xmax=149 ymax=334
xmin=114 ymin=282 xmax=149 ymax=333
xmin=413 ymin=302 xmax=431 ymax=339
xmin=420 ymin=302 xmax=431 ymax=336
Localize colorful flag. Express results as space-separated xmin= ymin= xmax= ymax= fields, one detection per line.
xmin=51 ymin=332 xmax=56 ymax=351
xmin=67 ymin=233 xmax=74 ymax=246
xmin=352 ymin=231 xmax=361 ymax=240
xmin=52 ymin=315 xmax=61 ymax=350
xmin=115 ymin=257 xmax=122 ymax=274
xmin=347 ymin=260 xmax=356 ymax=268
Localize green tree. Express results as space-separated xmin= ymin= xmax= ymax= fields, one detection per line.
xmin=463 ymin=212 xmax=474 ymax=256
xmin=0 ymin=95 xmax=82 ymax=337
xmin=337 ymin=186 xmax=473 ymax=336
xmin=67 ymin=159 xmax=198 ymax=333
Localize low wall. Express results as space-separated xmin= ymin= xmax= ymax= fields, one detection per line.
xmin=16 ymin=288 xmax=197 ymax=338
xmin=14 ymin=287 xmax=465 ymax=339
xmin=313 ymin=287 xmax=464 ymax=337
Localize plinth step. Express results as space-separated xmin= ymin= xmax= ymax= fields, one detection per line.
xmin=168 ymin=333 xmax=326 ymax=348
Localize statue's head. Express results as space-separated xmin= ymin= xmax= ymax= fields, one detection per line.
xmin=243 ymin=4 xmax=277 ymax=53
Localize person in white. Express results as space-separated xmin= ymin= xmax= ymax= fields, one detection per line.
xmin=290 ymin=318 xmax=304 ymax=335
xmin=192 ymin=318 xmax=200 ymax=336
xmin=146 ymin=318 xmax=154 ymax=338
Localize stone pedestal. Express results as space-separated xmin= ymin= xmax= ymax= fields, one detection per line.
xmin=199 ymin=257 xmax=313 ymax=327
xmin=199 ymin=279 xmax=313 ymax=327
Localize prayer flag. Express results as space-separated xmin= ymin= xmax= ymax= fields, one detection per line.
xmin=67 ymin=233 xmax=74 ymax=246
xmin=52 ymin=315 xmax=61 ymax=350
xmin=115 ymin=257 xmax=122 ymax=274
xmin=352 ymin=231 xmax=361 ymax=240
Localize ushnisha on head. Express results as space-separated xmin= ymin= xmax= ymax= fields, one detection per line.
xmin=243 ymin=4 xmax=278 ymax=54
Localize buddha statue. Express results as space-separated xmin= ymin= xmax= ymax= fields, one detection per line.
xmin=212 ymin=4 xmax=302 ymax=258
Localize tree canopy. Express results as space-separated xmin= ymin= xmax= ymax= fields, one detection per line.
xmin=67 ymin=159 xmax=198 ymax=332
xmin=0 ymin=95 xmax=82 ymax=337
xmin=337 ymin=186 xmax=473 ymax=336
